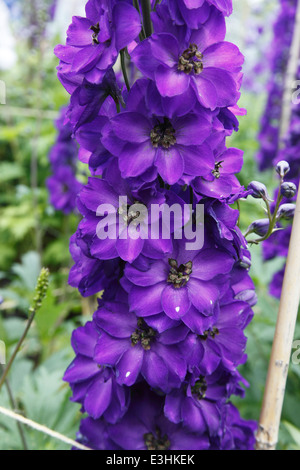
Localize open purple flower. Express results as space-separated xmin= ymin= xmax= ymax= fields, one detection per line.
xmin=182 ymin=298 xmax=248 ymax=375
xmin=93 ymin=301 xmax=188 ymax=393
xmin=75 ymin=162 xmax=188 ymax=263
xmin=106 ymin=386 xmax=210 ymax=450
xmin=63 ymin=321 xmax=130 ymax=422
xmin=55 ymin=0 xmax=141 ymax=86
xmin=131 ymin=9 xmax=243 ymax=110
xmin=164 ymin=372 xmax=227 ymax=435
xmin=102 ymin=79 xmax=214 ymax=184
xmin=124 ymin=239 xmax=235 ymax=321
xmin=193 ymin=147 xmax=244 ymax=199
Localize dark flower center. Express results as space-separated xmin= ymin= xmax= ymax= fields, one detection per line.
xmin=199 ymin=327 xmax=220 ymax=341
xmin=118 ymin=202 xmax=142 ymax=225
xmin=178 ymin=43 xmax=203 ymax=75
xmin=150 ymin=118 xmax=176 ymax=149
xmin=131 ymin=318 xmax=156 ymax=350
xmin=212 ymin=161 xmax=224 ymax=179
xmin=167 ymin=258 xmax=192 ymax=289
xmin=144 ymin=427 xmax=171 ymax=450
xmin=90 ymin=22 xmax=100 ymax=44
xmin=191 ymin=376 xmax=207 ymax=400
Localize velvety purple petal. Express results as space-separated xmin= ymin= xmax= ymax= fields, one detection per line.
xmin=201 ymin=67 xmax=240 ymax=107
xmin=155 ymin=147 xmax=184 ymax=185
xmin=161 ymin=285 xmax=191 ymax=319
xmin=116 ymin=228 xmax=144 ymax=263
xmin=93 ymin=304 xmax=135 ymax=338
xmin=116 ymin=347 xmax=144 ymax=386
xmin=155 ymin=65 xmax=190 ymax=97
xmin=204 ymin=41 xmax=244 ymax=72
xmin=175 ymin=114 xmax=211 ymax=146
xmin=191 ymin=75 xmax=218 ymax=110
xmin=119 ymin=141 xmax=156 ymax=178
xmin=187 ymin=278 xmax=219 ymax=313
xmin=192 ymin=249 xmax=234 ymax=280
xmin=113 ymin=2 xmax=141 ymax=51
xmin=181 ymin=398 xmax=206 ymax=432
xmin=178 ymin=143 xmax=215 ymax=177
xmin=84 ymin=378 xmax=112 ymax=419
xmin=164 ymin=392 xmax=182 ymax=424
xmin=66 ymin=17 xmax=93 ymax=46
xmin=129 ymin=283 xmax=165 ymax=317
xmin=112 ymin=113 xmax=151 ymax=143
xmin=181 ymin=305 xmax=214 ymax=333
xmin=193 ymin=175 xmax=234 ymax=198
xmin=125 ymin=261 xmax=167 ymax=287
xmin=94 ymin=334 xmax=128 ymax=365
xmin=141 ymin=351 xmax=168 ymax=390
xmin=63 ymin=356 xmax=99 ymax=383
xmin=150 ymin=33 xmax=179 ymax=67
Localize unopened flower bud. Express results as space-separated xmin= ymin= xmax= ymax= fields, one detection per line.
xmin=276 ymin=160 xmax=290 ymax=178
xmin=246 ymin=218 xmax=270 ymax=237
xmin=280 ymin=182 xmax=297 ymax=199
xmin=276 ymin=203 xmax=296 ymax=220
xmin=247 ymin=181 xmax=272 ymax=201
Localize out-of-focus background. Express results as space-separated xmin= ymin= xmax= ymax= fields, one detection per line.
xmin=0 ymin=0 xmax=300 ymax=450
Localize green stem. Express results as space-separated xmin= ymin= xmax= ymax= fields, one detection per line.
xmin=0 ymin=364 xmax=28 ymax=450
xmin=120 ymin=49 xmax=131 ymax=92
xmin=0 ymin=312 xmax=36 ymax=392
xmin=140 ymin=0 xmax=153 ymax=38
xmin=246 ymin=188 xmax=283 ymax=245
xmin=133 ymin=0 xmax=146 ymax=40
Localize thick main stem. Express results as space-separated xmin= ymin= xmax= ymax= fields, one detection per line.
xmin=140 ymin=0 xmax=153 ymax=38
xmin=255 ymin=181 xmax=300 ymax=450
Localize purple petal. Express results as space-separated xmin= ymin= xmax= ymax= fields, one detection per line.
xmin=129 ymin=283 xmax=165 ymax=317
xmin=155 ymin=65 xmax=190 ymax=97
xmin=155 ymin=147 xmax=184 ymax=185
xmin=141 ymin=351 xmax=168 ymax=390
xmin=125 ymin=261 xmax=167 ymax=287
xmin=84 ymin=378 xmax=112 ymax=419
xmin=161 ymin=285 xmax=191 ymax=319
xmin=94 ymin=334 xmax=128 ymax=365
xmin=116 ymin=347 xmax=144 ymax=386
xmin=187 ymin=278 xmax=219 ymax=313
xmin=113 ymin=2 xmax=141 ymax=51
xmin=192 ymin=249 xmax=234 ymax=280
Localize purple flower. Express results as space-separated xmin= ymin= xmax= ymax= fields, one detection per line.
xmin=93 ymin=301 xmax=188 ymax=393
xmin=107 ymin=386 xmax=210 ymax=450
xmin=166 ymin=0 xmax=232 ymax=29
xmin=102 ymin=79 xmax=214 ymax=184
xmin=124 ymin=239 xmax=234 ymax=322
xmin=75 ymin=162 xmax=189 ymax=263
xmin=46 ymin=165 xmax=83 ymax=214
xmin=164 ymin=367 xmax=239 ymax=436
xmin=55 ymin=0 xmax=141 ymax=86
xmin=211 ymin=402 xmax=257 ymax=450
xmin=182 ymin=297 xmax=248 ymax=375
xmin=68 ymin=233 xmax=122 ymax=297
xmin=63 ymin=321 xmax=130 ymax=422
xmin=131 ymin=9 xmax=243 ymax=110
xmin=193 ymin=147 xmax=244 ymax=200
